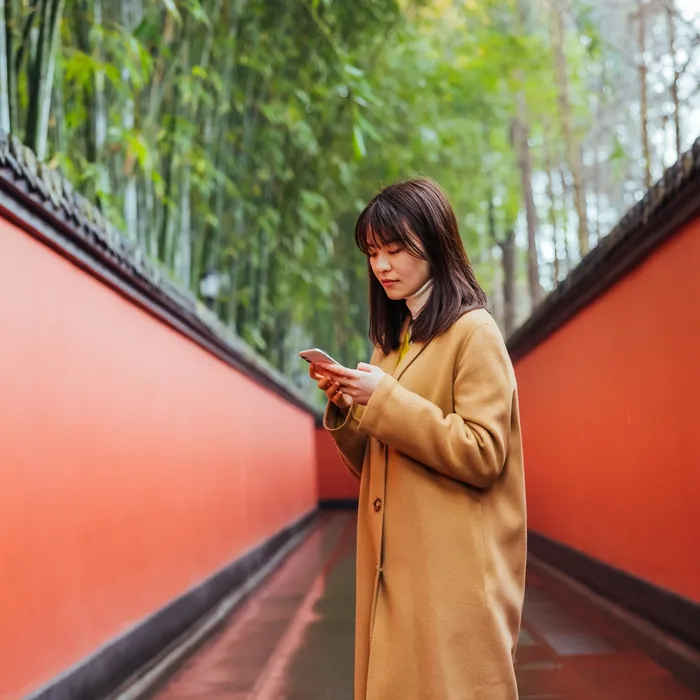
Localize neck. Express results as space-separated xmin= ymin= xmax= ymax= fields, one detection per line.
xmin=405 ymin=278 xmax=433 ymax=319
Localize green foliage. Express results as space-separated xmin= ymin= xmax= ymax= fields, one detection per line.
xmin=8 ymin=0 xmax=663 ymax=397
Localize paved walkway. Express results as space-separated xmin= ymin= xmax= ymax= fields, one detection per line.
xmin=151 ymin=511 xmax=698 ymax=700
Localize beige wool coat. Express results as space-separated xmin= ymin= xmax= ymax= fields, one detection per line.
xmin=324 ymin=308 xmax=527 ymax=700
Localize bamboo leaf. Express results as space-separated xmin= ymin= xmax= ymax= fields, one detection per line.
xmin=352 ymin=123 xmax=366 ymax=159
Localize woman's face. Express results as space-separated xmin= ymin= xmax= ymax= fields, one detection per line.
xmin=368 ymin=240 xmax=431 ymax=301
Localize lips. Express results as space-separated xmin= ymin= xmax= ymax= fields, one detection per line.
xmin=381 ymin=279 xmax=398 ymax=286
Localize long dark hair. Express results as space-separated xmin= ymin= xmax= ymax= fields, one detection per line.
xmin=355 ymin=178 xmax=487 ymax=354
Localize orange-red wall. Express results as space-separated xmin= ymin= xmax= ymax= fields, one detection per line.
xmin=315 ymin=427 xmax=360 ymax=502
xmin=515 ymin=217 xmax=700 ymax=604
xmin=0 ymin=218 xmax=318 ymax=699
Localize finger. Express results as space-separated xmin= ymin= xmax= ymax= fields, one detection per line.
xmin=356 ymin=362 xmax=373 ymax=372
xmin=318 ymin=377 xmax=332 ymax=390
xmin=316 ymin=361 xmax=345 ymax=373
xmin=318 ymin=364 xmax=358 ymax=379
xmin=332 ymin=382 xmax=350 ymax=402
xmin=325 ymin=381 xmax=340 ymax=400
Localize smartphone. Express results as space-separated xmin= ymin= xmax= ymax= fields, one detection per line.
xmin=299 ymin=348 xmax=341 ymax=366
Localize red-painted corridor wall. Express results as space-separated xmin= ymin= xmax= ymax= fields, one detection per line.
xmin=315 ymin=426 xmax=360 ymax=502
xmin=0 ymin=217 xmax=318 ymax=699
xmin=3 ymin=172 xmax=698 ymax=700
xmin=514 ymin=217 xmax=700 ymax=604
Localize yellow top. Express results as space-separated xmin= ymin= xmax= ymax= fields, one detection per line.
xmin=397 ymin=326 xmax=411 ymax=366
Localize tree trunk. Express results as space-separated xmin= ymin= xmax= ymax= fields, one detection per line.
xmin=500 ymin=229 xmax=516 ymax=338
xmin=552 ymin=0 xmax=588 ymax=257
xmin=513 ymin=0 xmax=542 ymax=309
xmin=485 ymin=194 xmax=500 ymax=326
xmin=487 ymin=191 xmax=516 ymax=336
xmin=558 ymin=167 xmax=572 ymax=270
xmin=542 ymin=127 xmax=561 ymax=285
xmin=593 ymin=154 xmax=602 ymax=244
xmin=665 ymin=0 xmax=682 ymax=158
xmin=511 ymin=108 xmax=542 ymax=309
xmin=636 ymin=0 xmax=652 ymax=188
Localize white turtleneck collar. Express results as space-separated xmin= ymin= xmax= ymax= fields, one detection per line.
xmin=405 ymin=278 xmax=433 ymax=319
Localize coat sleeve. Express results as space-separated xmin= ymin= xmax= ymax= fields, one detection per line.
xmin=323 ymin=401 xmax=367 ymax=480
xmin=321 ymin=345 xmax=383 ymax=478
xmin=357 ymin=322 xmax=513 ymax=489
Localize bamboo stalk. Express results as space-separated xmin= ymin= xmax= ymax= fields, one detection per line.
xmin=0 ymin=0 xmax=10 ymax=132
xmin=4 ymin=0 xmax=17 ymax=132
xmin=35 ymin=0 xmax=64 ymax=160
xmin=25 ymin=0 xmax=50 ymax=151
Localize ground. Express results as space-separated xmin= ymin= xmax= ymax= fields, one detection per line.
xmin=152 ymin=511 xmax=698 ymax=700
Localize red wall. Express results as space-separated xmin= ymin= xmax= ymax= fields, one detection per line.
xmin=315 ymin=427 xmax=360 ymax=502
xmin=515 ymin=217 xmax=700 ymax=604
xmin=0 ymin=218 xmax=318 ymax=699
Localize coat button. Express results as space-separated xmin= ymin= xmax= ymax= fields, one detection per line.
xmin=373 ymin=497 xmax=382 ymax=512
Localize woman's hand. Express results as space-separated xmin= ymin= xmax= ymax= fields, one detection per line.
xmin=316 ymin=362 xmax=385 ymax=406
xmin=309 ymin=363 xmax=352 ymax=413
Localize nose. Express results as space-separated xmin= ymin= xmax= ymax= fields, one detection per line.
xmin=374 ymin=252 xmax=392 ymax=273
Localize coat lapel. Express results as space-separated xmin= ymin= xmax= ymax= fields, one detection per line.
xmin=379 ymin=316 xmax=435 ymax=382
xmin=393 ymin=339 xmax=429 ymax=381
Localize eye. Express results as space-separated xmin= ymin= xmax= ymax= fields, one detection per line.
xmin=387 ymin=248 xmax=402 ymax=255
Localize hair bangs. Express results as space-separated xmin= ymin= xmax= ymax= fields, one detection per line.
xmin=353 ymin=177 xmax=488 ymax=354
xmin=355 ymin=198 xmax=422 ymax=258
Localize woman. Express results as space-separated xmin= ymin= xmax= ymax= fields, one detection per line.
xmin=310 ymin=178 xmax=526 ymax=700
